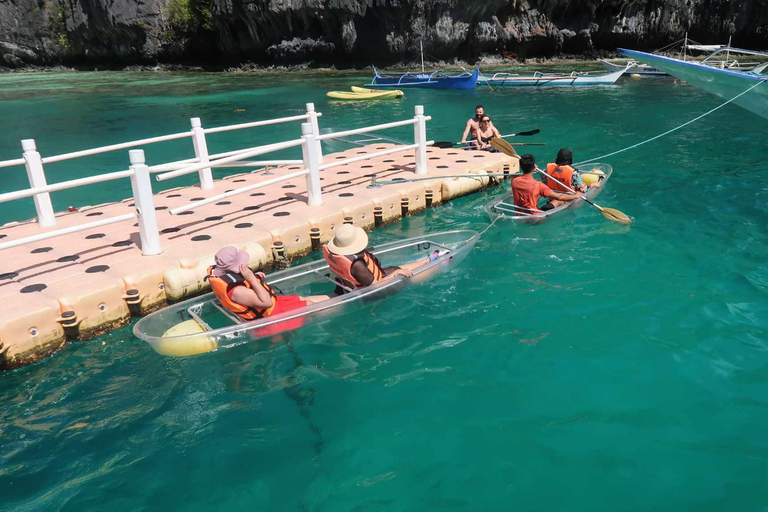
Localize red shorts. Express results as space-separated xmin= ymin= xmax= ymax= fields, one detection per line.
xmin=257 ymin=295 xmax=307 ymax=338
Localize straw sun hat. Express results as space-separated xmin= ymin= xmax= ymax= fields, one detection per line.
xmin=326 ymin=224 xmax=368 ymax=256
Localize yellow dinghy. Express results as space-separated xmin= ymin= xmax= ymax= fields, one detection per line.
xmin=327 ymin=88 xmax=404 ymax=100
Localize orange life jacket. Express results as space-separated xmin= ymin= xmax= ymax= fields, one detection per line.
xmin=322 ymin=246 xmax=385 ymax=289
xmin=206 ymin=266 xmax=276 ymax=321
xmin=545 ymin=163 xmax=575 ymax=192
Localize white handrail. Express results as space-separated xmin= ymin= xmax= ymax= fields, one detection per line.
xmin=0 ymin=213 xmax=137 ymax=252
xmin=318 ymin=143 xmax=429 ymax=171
xmin=203 ymin=113 xmax=320 ymax=134
xmin=211 ymin=160 xmax=304 ymax=168
xmin=41 ymin=131 xmax=193 ymax=164
xmin=316 ymin=118 xmax=425 ymax=142
xmin=169 ymin=169 xmax=309 ymax=215
xmin=0 ymin=169 xmax=134 ymax=204
xmin=155 ymin=139 xmax=305 ymax=182
xmin=0 ymin=157 xmax=26 ymax=169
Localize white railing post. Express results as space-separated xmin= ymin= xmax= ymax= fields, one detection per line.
xmin=414 ymin=105 xmax=428 ymax=175
xmin=129 ymin=150 xmax=163 ymax=255
xmin=306 ymin=103 xmax=323 ymax=164
xmin=190 ymin=117 xmax=214 ymax=190
xmin=21 ymin=139 xmax=56 ymax=227
xmin=301 ymin=123 xmax=323 ymax=206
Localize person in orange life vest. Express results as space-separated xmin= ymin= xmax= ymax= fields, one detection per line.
xmin=512 ymin=154 xmax=582 ymax=213
xmin=208 ymin=246 xmax=329 ymax=321
xmin=540 ymin=148 xmax=600 ymax=210
xmin=322 ymin=224 xmax=442 ymax=294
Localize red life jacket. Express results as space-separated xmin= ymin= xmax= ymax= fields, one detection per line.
xmin=206 ymin=266 xmax=276 ymax=321
xmin=322 ymin=246 xmax=385 ymax=289
xmin=545 ymin=163 xmax=575 ymax=192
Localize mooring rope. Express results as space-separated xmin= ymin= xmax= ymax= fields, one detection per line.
xmin=478 ymin=213 xmax=503 ymax=236
xmin=576 ymin=78 xmax=766 ymax=166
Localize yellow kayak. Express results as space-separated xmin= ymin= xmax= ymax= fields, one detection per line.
xmin=327 ymin=89 xmax=404 ymax=100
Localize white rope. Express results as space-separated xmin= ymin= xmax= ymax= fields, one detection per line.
xmin=479 ymin=213 xmax=503 ymax=236
xmin=576 ymin=78 xmax=766 ymax=166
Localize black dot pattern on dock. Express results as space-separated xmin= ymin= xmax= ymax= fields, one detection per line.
xmin=192 ymin=235 xmax=211 ymax=241
xmin=250 ymin=192 xmax=265 ymax=197
xmin=274 ymin=212 xmax=290 ymax=217
xmin=32 ymin=247 xmax=52 ymax=254
xmin=178 ymin=211 xmax=194 ymax=216
xmin=216 ymin=201 xmax=231 ymax=205
xmin=86 ymin=265 xmax=109 ymax=273
xmin=21 ymin=284 xmax=47 ymax=293
xmin=340 ymin=193 xmax=354 ymax=197
xmin=57 ymin=255 xmax=79 ymax=262
xmin=235 ymin=223 xmax=252 ymax=228
xmin=86 ymin=233 xmax=105 ymax=239
xmin=86 ymin=212 xmax=103 ymax=217
xmin=161 ymin=228 xmax=180 ymax=234
xmin=112 ymin=240 xmax=133 ymax=247
xmin=0 ymin=272 xmax=19 ymax=280
xmin=243 ymin=206 xmax=259 ymax=211
xmin=205 ymin=216 xmax=223 ymax=221
xmin=167 ymin=194 xmax=182 ymax=198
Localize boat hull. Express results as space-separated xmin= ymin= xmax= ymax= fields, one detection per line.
xmin=619 ymin=48 xmax=768 ymax=120
xmin=600 ymin=59 xmax=667 ymax=76
xmin=134 ymin=230 xmax=479 ymax=356
xmin=478 ymin=68 xmax=624 ymax=87
xmin=485 ymin=164 xmax=613 ymax=223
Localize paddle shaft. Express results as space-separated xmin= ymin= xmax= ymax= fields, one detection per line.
xmin=533 ymin=166 xmax=605 ymax=209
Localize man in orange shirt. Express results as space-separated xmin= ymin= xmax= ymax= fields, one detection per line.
xmin=512 ymin=154 xmax=581 ymax=213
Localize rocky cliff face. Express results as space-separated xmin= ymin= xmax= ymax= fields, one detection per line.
xmin=1 ymin=0 xmax=767 ymax=69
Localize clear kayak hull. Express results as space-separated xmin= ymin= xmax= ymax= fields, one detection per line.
xmin=485 ymin=164 xmax=613 ymax=223
xmin=133 ymin=230 xmax=479 ymax=357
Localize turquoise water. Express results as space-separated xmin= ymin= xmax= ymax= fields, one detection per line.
xmin=2 ymin=70 xmax=768 ymax=511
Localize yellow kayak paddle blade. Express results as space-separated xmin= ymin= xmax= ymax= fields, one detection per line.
xmin=490 ymin=138 xmax=520 ymax=158
xmin=599 ymin=206 xmax=632 ymax=225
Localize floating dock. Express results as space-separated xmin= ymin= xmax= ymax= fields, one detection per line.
xmin=0 ymin=142 xmax=516 ymax=369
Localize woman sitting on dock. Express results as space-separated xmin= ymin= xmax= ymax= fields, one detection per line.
xmin=474 ymin=115 xmax=502 ymax=150
xmin=207 ymin=247 xmax=329 ymax=321
xmin=323 ymin=224 xmax=440 ymax=294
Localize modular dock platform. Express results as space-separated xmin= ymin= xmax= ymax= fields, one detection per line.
xmin=0 ymin=144 xmax=517 ymax=369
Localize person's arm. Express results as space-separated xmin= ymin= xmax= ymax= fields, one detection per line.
xmin=475 ymin=130 xmax=486 ymax=149
xmin=350 ymin=260 xmax=375 ymax=286
xmin=460 ymin=120 xmax=473 ymax=144
xmin=549 ymin=190 xmax=582 ymax=202
xmin=492 ymin=126 xmax=502 ymax=138
xmin=232 ymin=264 xmax=274 ymax=309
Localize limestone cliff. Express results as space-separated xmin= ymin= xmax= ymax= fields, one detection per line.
xmin=1 ymin=0 xmax=766 ymax=69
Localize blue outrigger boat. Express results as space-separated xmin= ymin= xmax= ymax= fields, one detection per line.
xmin=365 ymin=63 xmax=480 ymax=90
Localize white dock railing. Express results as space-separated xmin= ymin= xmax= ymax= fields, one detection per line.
xmin=0 ymin=104 xmax=431 ymax=255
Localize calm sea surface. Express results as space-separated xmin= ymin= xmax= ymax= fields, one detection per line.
xmin=1 ymin=69 xmax=768 ymax=511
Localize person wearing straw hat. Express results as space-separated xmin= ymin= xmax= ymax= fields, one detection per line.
xmin=323 ymin=224 xmax=440 ymax=294
xmin=207 ymin=246 xmax=329 ymax=322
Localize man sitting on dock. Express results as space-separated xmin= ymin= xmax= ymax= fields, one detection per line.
xmin=323 ymin=224 xmax=440 ymax=294
xmin=207 ymin=247 xmax=329 ymax=321
xmin=460 ymin=104 xmax=496 ymax=146
xmin=512 ymin=154 xmax=581 ymax=213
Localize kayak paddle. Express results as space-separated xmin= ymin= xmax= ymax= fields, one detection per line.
xmin=434 ymin=129 xmax=541 ymax=149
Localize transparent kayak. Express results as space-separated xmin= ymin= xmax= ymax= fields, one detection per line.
xmin=134 ymin=230 xmax=479 ymax=357
xmin=485 ymin=163 xmax=613 ymax=223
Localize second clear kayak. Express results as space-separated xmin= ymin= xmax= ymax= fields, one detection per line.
xmin=134 ymin=230 xmax=479 ymax=357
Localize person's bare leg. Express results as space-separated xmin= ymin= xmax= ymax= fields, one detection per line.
xmin=300 ymin=295 xmax=332 ymax=304
xmin=399 ymin=257 xmax=432 ymax=273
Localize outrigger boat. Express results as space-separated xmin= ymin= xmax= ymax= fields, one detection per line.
xmin=478 ymin=67 xmax=626 ymax=87
xmin=134 ymin=230 xmax=479 ymax=357
xmin=485 ymin=164 xmax=613 ymax=223
xmin=600 ymin=59 xmax=666 ymax=76
xmin=365 ymin=64 xmax=479 ymax=90
xmin=619 ymin=46 xmax=768 ymax=120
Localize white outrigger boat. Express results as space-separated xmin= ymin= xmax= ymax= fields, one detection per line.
xmin=134 ymin=230 xmax=479 ymax=357
xmin=600 ymin=58 xmax=666 ymax=76
xmin=485 ymin=164 xmax=613 ymax=223
xmin=478 ymin=66 xmax=626 ymax=87
xmin=619 ymin=47 xmax=768 ymax=120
